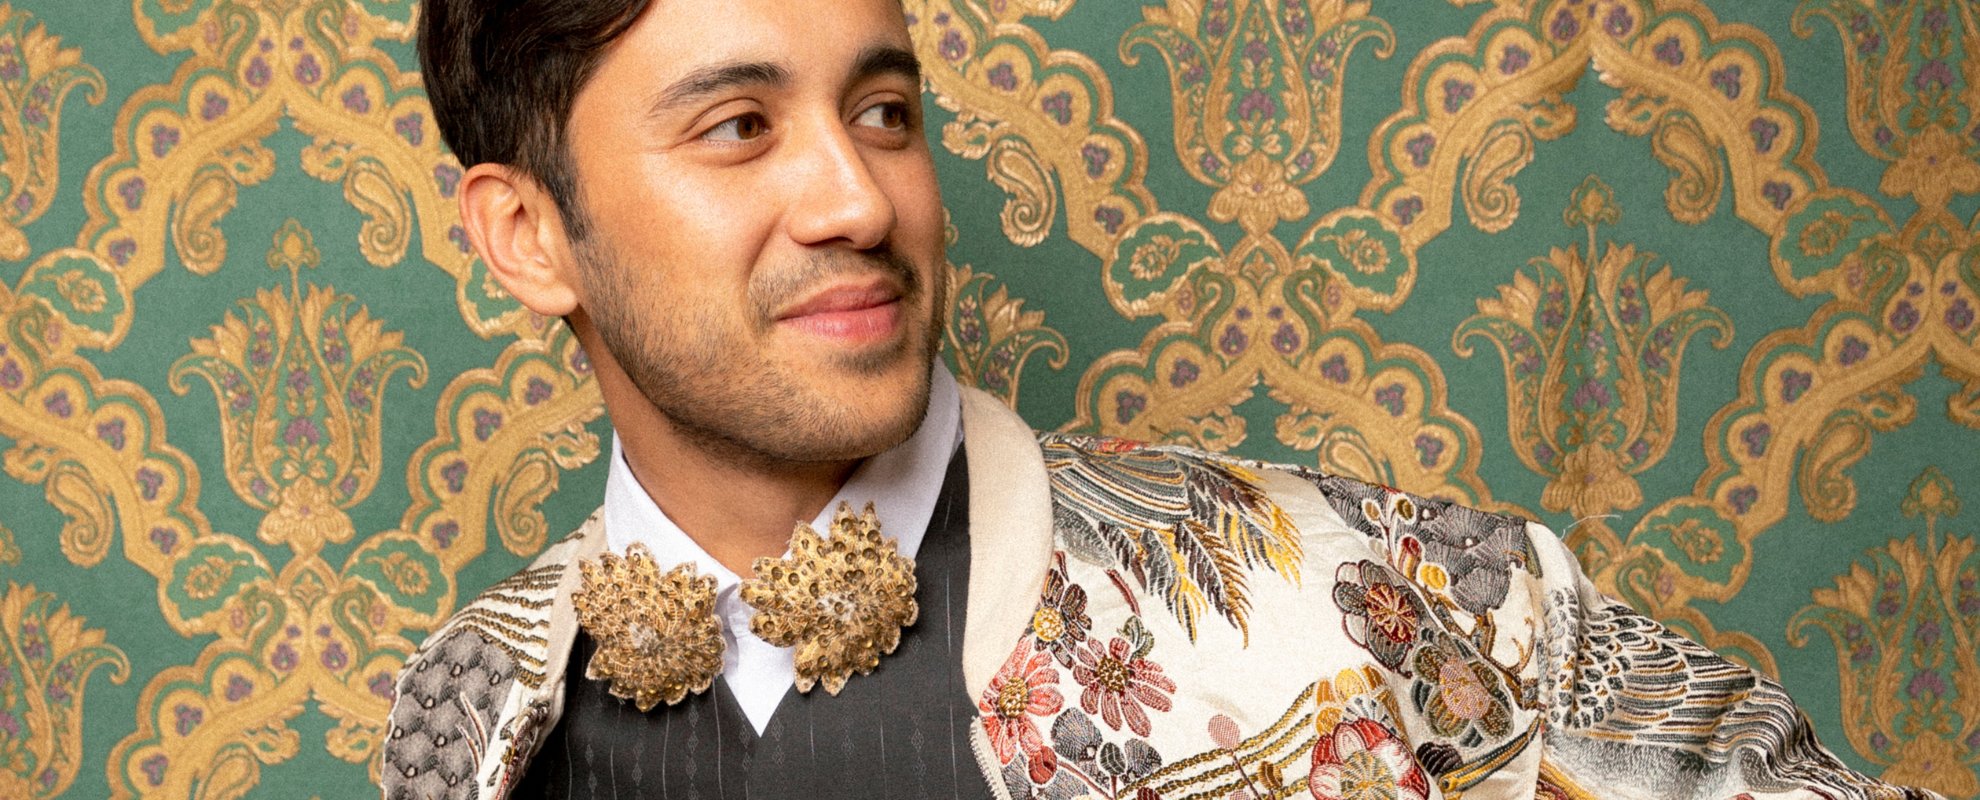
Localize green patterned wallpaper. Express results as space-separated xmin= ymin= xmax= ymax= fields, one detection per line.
xmin=0 ymin=0 xmax=1973 ymax=797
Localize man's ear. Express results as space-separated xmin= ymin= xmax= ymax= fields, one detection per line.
xmin=457 ymin=163 xmax=583 ymax=317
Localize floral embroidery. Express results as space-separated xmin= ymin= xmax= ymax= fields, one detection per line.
xmin=1411 ymin=513 xmax=1535 ymax=618
xmin=1409 ymin=629 xmax=1513 ymax=745
xmin=1334 ymin=560 xmax=1430 ymax=674
xmin=1366 ymin=584 xmax=1418 ymax=642
xmin=1072 ymin=634 xmax=1176 ymax=737
xmin=981 ymin=638 xmax=1065 ymax=784
xmin=1053 ymin=712 xmax=1164 ymax=784
xmin=1310 ymin=475 xmax=1537 ymax=617
xmin=571 ymin=544 xmax=723 ymax=710
xmin=1033 ymin=555 xmax=1092 ymax=666
xmin=1307 ymin=717 xmax=1432 ymax=800
xmin=743 ymin=502 xmax=919 ymax=695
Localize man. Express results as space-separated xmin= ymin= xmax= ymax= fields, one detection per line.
xmin=384 ymin=0 xmax=1936 ymax=798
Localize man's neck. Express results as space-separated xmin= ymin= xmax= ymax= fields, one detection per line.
xmin=578 ymin=319 xmax=862 ymax=575
xmin=614 ymin=416 xmax=857 ymax=577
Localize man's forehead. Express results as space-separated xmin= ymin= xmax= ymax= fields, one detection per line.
xmin=604 ymin=0 xmax=916 ymax=87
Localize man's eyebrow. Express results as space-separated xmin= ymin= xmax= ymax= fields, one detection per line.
xmin=644 ymin=47 xmax=919 ymax=117
xmin=852 ymin=45 xmax=922 ymax=85
xmin=647 ymin=61 xmax=792 ymax=115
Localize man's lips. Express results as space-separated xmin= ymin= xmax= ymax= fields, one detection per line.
xmin=773 ymin=281 xmax=905 ymax=342
xmin=776 ymin=281 xmax=900 ymax=319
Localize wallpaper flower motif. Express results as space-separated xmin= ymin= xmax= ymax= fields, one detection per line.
xmin=1790 ymin=467 xmax=1980 ymax=796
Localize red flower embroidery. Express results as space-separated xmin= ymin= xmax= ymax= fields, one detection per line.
xmin=980 ymin=638 xmax=1063 ymax=783
xmin=1307 ymin=717 xmax=1430 ymax=800
xmin=1334 ymin=560 xmax=1429 ymax=673
xmin=1364 ymin=583 xmax=1418 ymax=644
xmin=1072 ymin=636 xmax=1175 ymax=737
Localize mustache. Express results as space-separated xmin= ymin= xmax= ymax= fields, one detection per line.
xmin=750 ymin=245 xmax=922 ymax=322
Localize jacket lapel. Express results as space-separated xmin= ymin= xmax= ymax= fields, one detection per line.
xmin=956 ymin=386 xmax=1057 ymax=701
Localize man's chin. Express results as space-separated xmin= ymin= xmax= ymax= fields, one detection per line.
xmin=624 ymin=306 xmax=942 ymax=467
xmin=663 ymin=351 xmax=931 ymax=468
xmin=776 ymin=316 xmax=925 ymax=376
xmin=807 ymin=358 xmax=934 ymax=455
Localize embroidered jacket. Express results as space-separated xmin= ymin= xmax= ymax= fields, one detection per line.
xmin=382 ymin=387 xmax=1937 ymax=800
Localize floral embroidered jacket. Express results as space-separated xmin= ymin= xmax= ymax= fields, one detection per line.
xmin=382 ymin=387 xmax=1936 ymax=800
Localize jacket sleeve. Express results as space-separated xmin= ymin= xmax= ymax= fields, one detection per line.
xmin=1523 ymin=519 xmax=1944 ymax=800
xmin=380 ymin=626 xmax=520 ymax=800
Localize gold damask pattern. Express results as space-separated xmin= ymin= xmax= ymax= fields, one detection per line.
xmin=0 ymin=1 xmax=601 ymax=796
xmin=1456 ymin=176 xmax=1732 ymax=552
xmin=0 ymin=584 xmax=127 ymax=798
xmin=1790 ymin=466 xmax=1980 ymax=794
xmin=0 ymin=0 xmax=1971 ymax=797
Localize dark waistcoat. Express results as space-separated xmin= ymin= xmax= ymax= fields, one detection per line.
xmin=512 ymin=448 xmax=992 ymax=799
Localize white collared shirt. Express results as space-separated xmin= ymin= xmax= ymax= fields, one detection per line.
xmin=601 ymin=366 xmax=963 ymax=733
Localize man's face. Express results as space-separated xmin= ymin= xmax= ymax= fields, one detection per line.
xmin=561 ymin=0 xmax=947 ymax=467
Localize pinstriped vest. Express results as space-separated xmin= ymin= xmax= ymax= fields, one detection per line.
xmin=511 ymin=448 xmax=994 ymax=799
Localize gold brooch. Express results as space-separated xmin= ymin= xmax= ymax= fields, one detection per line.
xmin=570 ymin=544 xmax=724 ymax=711
xmin=742 ymin=502 xmax=919 ymax=695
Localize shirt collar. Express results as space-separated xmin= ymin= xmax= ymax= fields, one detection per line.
xmin=601 ymin=364 xmax=963 ymax=592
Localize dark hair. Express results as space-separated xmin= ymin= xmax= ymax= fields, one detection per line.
xmin=418 ymin=0 xmax=653 ymax=237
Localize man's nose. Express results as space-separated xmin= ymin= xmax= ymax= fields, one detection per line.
xmin=784 ymin=120 xmax=897 ymax=251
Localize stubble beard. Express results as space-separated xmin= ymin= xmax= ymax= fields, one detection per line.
xmin=576 ymin=236 xmax=947 ymax=473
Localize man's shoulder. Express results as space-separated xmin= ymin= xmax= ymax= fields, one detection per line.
xmin=1029 ymin=429 xmax=1551 ymax=623
xmin=382 ymin=511 xmax=597 ymax=798
xmin=1031 ymin=430 xmax=1533 ymax=534
xmin=1034 ymin=430 xmax=1326 ymax=484
xmin=406 ymin=509 xmax=598 ymax=674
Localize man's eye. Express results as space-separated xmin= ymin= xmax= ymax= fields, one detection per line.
xmin=704 ymin=113 xmax=768 ymax=142
xmin=855 ymin=102 xmax=909 ymax=131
